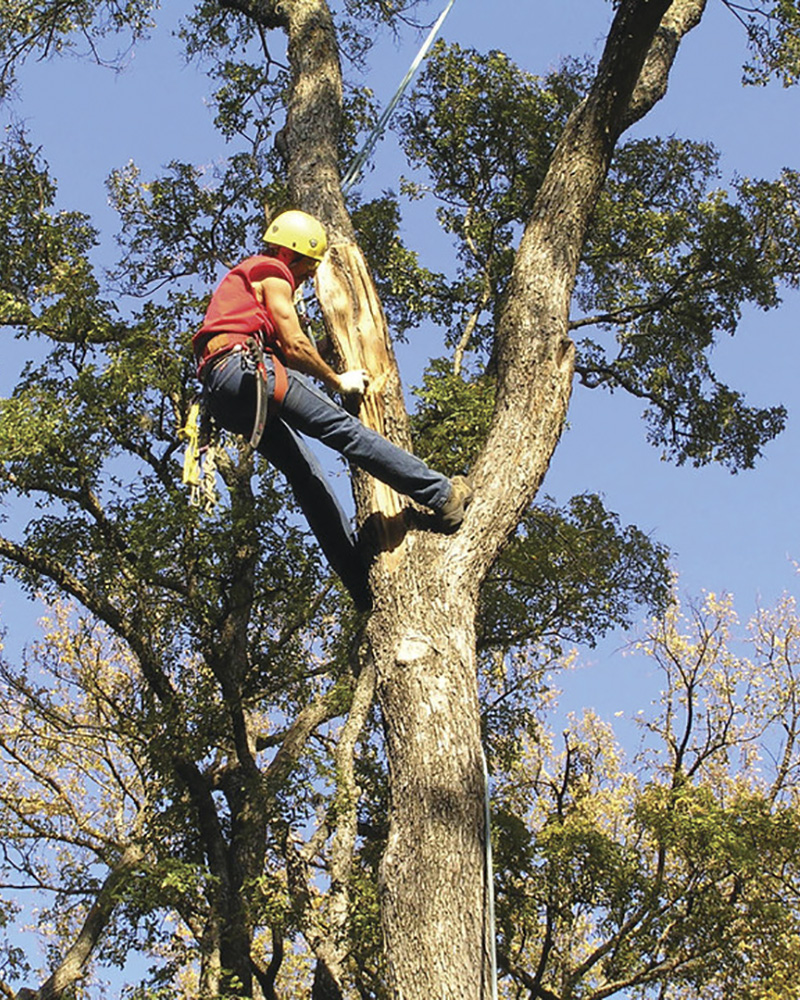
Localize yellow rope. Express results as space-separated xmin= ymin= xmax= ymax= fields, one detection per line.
xmin=179 ymin=402 xmax=218 ymax=514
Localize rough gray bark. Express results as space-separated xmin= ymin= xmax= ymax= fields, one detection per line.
xmin=281 ymin=0 xmax=354 ymax=240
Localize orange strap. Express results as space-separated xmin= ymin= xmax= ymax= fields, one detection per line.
xmin=270 ymin=353 xmax=288 ymax=409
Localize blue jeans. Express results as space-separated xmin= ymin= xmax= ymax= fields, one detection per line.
xmin=205 ymin=350 xmax=451 ymax=603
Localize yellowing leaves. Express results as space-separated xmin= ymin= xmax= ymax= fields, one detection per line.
xmin=492 ymin=582 xmax=800 ymax=1000
xmin=0 ymin=599 xmax=146 ymax=853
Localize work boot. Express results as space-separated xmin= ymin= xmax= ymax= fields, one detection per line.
xmin=436 ymin=475 xmax=473 ymax=533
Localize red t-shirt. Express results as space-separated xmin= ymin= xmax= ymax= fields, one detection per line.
xmin=193 ymin=256 xmax=295 ymax=356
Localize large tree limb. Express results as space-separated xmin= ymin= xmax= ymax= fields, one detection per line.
xmin=281 ymin=0 xmax=352 ymax=236
xmin=455 ymin=0 xmax=707 ymax=593
xmin=623 ymin=0 xmax=709 ymax=130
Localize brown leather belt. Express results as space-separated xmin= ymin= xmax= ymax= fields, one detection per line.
xmin=195 ymin=332 xmax=250 ymax=376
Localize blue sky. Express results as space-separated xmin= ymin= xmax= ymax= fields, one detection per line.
xmin=1 ymin=0 xmax=799 ymax=726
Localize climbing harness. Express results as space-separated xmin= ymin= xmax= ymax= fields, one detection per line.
xmin=179 ymin=400 xmax=219 ymax=514
xmin=340 ymin=0 xmax=457 ymax=195
xmin=189 ymin=331 xmax=289 ymax=468
xmin=247 ymin=336 xmax=270 ymax=450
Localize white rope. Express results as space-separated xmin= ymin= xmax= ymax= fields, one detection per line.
xmin=340 ymin=0 xmax=457 ymax=195
xmin=482 ymin=747 xmax=499 ymax=1000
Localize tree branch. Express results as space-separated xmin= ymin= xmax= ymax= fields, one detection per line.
xmin=622 ymin=0 xmax=709 ymax=131
xmin=20 ymin=841 xmax=147 ymax=1000
xmin=459 ymin=0 xmax=683 ymax=590
xmin=0 ymin=535 xmax=178 ymax=707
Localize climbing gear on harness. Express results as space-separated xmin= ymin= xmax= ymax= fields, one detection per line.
xmin=247 ymin=336 xmax=269 ymax=450
xmin=195 ymin=332 xmax=289 ymax=453
xmin=179 ymin=401 xmax=219 ymax=514
xmin=263 ymin=210 xmax=327 ymax=262
xmin=245 ymin=335 xmax=288 ymax=450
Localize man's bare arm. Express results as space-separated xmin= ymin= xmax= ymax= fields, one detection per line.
xmin=255 ymin=276 xmax=369 ymax=395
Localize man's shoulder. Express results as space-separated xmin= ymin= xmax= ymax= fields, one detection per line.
xmin=236 ymin=255 xmax=295 ymax=288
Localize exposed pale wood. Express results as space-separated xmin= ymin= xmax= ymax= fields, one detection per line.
xmin=316 ymin=243 xmax=414 ymax=556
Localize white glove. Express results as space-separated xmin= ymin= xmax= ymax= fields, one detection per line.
xmin=337 ymin=369 xmax=370 ymax=395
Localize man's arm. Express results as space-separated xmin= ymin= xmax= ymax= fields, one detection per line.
xmin=255 ymin=276 xmax=369 ymax=395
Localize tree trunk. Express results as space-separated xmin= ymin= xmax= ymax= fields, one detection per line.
xmin=282 ymin=0 xmax=708 ymax=996
xmin=370 ymin=582 xmax=489 ymax=997
xmin=315 ymin=240 xmax=494 ymax=992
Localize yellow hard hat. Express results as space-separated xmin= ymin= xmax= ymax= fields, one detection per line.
xmin=263 ymin=210 xmax=328 ymax=262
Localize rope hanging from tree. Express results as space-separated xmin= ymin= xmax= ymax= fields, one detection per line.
xmin=482 ymin=748 xmax=499 ymax=1000
xmin=340 ymin=0 xmax=457 ymax=195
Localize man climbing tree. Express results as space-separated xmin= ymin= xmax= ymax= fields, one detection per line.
xmin=194 ymin=208 xmax=472 ymax=610
xmin=1 ymin=1 xmax=800 ymax=998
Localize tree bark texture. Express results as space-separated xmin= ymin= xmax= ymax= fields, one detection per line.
xmin=369 ymin=589 xmax=488 ymax=998
xmin=282 ymin=0 xmax=353 ymax=239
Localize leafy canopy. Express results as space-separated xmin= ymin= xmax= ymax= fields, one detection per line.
xmin=396 ymin=41 xmax=797 ymax=470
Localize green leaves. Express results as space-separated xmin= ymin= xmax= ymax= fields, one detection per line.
xmin=0 ymin=129 xmax=117 ymax=345
xmin=108 ymin=154 xmax=277 ymax=290
xmin=740 ymin=0 xmax=800 ymax=86
xmin=351 ymin=196 xmax=449 ymax=339
xmin=479 ymin=493 xmax=670 ymax=654
xmin=0 ymin=0 xmax=157 ymax=100
xmin=576 ymin=138 xmax=798 ymax=469
xmin=410 ymin=357 xmax=495 ymax=473
xmin=400 ymin=42 xmax=586 ymax=224
xmin=398 ymin=43 xmax=588 ymax=357
xmin=395 ymin=45 xmax=795 ymax=472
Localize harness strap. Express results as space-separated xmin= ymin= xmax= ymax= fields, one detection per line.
xmin=247 ymin=336 xmax=270 ymax=449
xmin=246 ymin=334 xmax=288 ymax=450
xmin=271 ymin=353 xmax=288 ymax=409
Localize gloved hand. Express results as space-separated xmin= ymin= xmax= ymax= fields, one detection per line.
xmin=337 ymin=369 xmax=370 ymax=395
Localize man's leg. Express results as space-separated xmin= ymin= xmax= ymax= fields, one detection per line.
xmin=278 ymin=367 xmax=454 ymax=512
xmin=260 ymin=419 xmax=372 ymax=611
xmin=204 ymin=350 xmax=371 ymax=609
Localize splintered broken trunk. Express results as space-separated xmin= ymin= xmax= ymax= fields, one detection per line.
xmin=315 ymin=243 xmax=412 ymax=557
